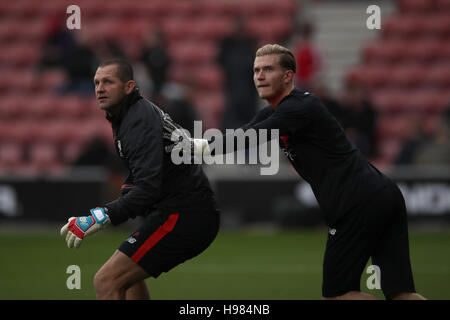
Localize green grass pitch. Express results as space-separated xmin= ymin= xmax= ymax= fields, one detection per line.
xmin=0 ymin=227 xmax=449 ymax=300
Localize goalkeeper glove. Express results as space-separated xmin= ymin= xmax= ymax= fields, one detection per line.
xmin=161 ymin=113 xmax=210 ymax=161
xmin=60 ymin=207 xmax=110 ymax=248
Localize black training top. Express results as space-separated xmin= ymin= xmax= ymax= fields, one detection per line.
xmin=104 ymin=89 xmax=217 ymax=226
xmin=239 ymin=87 xmax=390 ymax=226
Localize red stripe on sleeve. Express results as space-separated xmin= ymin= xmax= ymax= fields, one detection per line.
xmin=131 ymin=213 xmax=179 ymax=263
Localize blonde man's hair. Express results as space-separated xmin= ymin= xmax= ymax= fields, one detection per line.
xmin=255 ymin=44 xmax=296 ymax=73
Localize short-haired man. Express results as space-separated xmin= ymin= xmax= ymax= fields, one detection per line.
xmin=171 ymin=44 xmax=425 ymax=300
xmin=60 ymin=59 xmax=220 ymax=299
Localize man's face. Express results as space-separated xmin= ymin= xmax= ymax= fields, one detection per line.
xmin=253 ymin=54 xmax=289 ymax=101
xmin=94 ymin=65 xmax=128 ymax=113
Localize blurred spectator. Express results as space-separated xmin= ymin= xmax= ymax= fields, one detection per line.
xmin=58 ymin=33 xmax=99 ymax=96
xmin=413 ymin=119 xmax=450 ymax=166
xmin=217 ymin=17 xmax=258 ymax=130
xmin=394 ymin=114 xmax=429 ymax=165
xmin=293 ymin=22 xmax=322 ymax=90
xmin=72 ymin=136 xmax=126 ymax=175
xmin=314 ymin=84 xmax=348 ymax=127
xmin=96 ymin=38 xmax=127 ymax=61
xmin=140 ymin=29 xmax=171 ymax=100
xmin=339 ymin=81 xmax=378 ymax=157
xmin=159 ymin=80 xmax=200 ymax=136
xmin=38 ymin=13 xmax=76 ymax=71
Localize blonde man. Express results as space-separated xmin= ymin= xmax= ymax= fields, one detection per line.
xmin=169 ymin=44 xmax=425 ymax=300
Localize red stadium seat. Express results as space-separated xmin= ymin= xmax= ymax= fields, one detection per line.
xmin=168 ymin=40 xmax=218 ymax=66
xmin=425 ymin=64 xmax=450 ymax=89
xmin=191 ymin=65 xmax=224 ymax=90
xmin=437 ymin=42 xmax=450 ymax=63
xmin=2 ymin=119 xmax=40 ymax=145
xmin=422 ymin=14 xmax=450 ymax=40
xmin=189 ymin=16 xmax=234 ymax=40
xmin=28 ymin=142 xmax=62 ymax=173
xmin=162 ymin=17 xmax=193 ymax=42
xmin=353 ymin=66 xmax=391 ymax=89
xmin=0 ymin=95 xmax=27 ymax=119
xmin=0 ymin=142 xmax=24 ymax=169
xmin=197 ymin=0 xmax=237 ymax=16
xmin=398 ymin=0 xmax=434 ymax=13
xmin=435 ymin=0 xmax=450 ymax=12
xmin=22 ymin=95 xmax=56 ymax=119
xmin=376 ymin=115 xmax=412 ymax=140
xmin=245 ymin=14 xmax=294 ymax=42
xmin=406 ymin=40 xmax=441 ymax=63
xmin=382 ymin=15 xmax=424 ymax=40
xmin=36 ymin=70 xmax=68 ymax=93
xmin=363 ymin=41 xmax=405 ymax=65
xmin=372 ymin=90 xmax=410 ymax=113
xmin=0 ymin=70 xmax=36 ymax=93
xmin=390 ymin=65 xmax=426 ymax=89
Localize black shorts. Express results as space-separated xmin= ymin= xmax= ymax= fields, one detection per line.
xmin=118 ymin=207 xmax=220 ymax=278
xmin=322 ymin=182 xmax=416 ymax=299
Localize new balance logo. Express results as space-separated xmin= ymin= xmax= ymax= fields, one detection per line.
xmin=126 ymin=237 xmax=137 ymax=244
xmin=328 ymin=228 xmax=336 ymax=236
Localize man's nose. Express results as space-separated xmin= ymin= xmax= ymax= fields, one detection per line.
xmin=257 ymin=70 xmax=265 ymax=79
xmin=96 ymin=83 xmax=105 ymax=92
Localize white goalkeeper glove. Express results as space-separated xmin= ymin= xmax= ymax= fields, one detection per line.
xmin=161 ymin=113 xmax=211 ymax=161
xmin=60 ymin=207 xmax=110 ymax=248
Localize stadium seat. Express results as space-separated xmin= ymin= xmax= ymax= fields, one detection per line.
xmin=189 ymin=16 xmax=234 ymax=40
xmin=191 ymin=65 xmax=224 ymax=91
xmin=36 ymin=69 xmax=68 ymax=93
xmin=358 ymin=66 xmax=392 ymax=89
xmin=390 ymin=65 xmax=426 ymax=89
xmin=0 ymin=70 xmax=36 ymax=94
xmin=193 ymin=91 xmax=224 ymax=129
xmin=422 ymin=14 xmax=450 ymax=40
xmin=3 ymin=119 xmax=40 ymax=145
xmin=398 ymin=0 xmax=434 ymax=13
xmin=425 ymin=65 xmax=450 ymax=89
xmin=0 ymin=42 xmax=40 ymax=68
xmin=372 ymin=90 xmax=410 ymax=113
xmin=162 ymin=17 xmax=193 ymax=42
xmin=0 ymin=142 xmax=24 ymax=170
xmin=168 ymin=40 xmax=218 ymax=66
xmin=406 ymin=40 xmax=441 ymax=63
xmin=0 ymin=95 xmax=27 ymax=119
xmin=197 ymin=0 xmax=237 ymax=17
xmin=245 ymin=14 xmax=294 ymax=42
xmin=382 ymin=15 xmax=423 ymax=40
xmin=435 ymin=0 xmax=450 ymax=12
xmin=363 ymin=41 xmax=404 ymax=65
xmin=376 ymin=115 xmax=412 ymax=140
xmin=437 ymin=42 xmax=450 ymax=63
xmin=23 ymin=95 xmax=56 ymax=119
xmin=28 ymin=142 xmax=63 ymax=174
xmin=54 ymin=95 xmax=88 ymax=119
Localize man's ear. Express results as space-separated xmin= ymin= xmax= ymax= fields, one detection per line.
xmin=124 ymin=80 xmax=136 ymax=94
xmin=284 ymin=70 xmax=294 ymax=84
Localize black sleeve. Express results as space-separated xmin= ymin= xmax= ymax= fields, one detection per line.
xmin=244 ymin=95 xmax=313 ymax=136
xmin=211 ymin=95 xmax=313 ymax=154
xmin=209 ymin=106 xmax=277 ymax=155
xmin=104 ymin=112 xmax=164 ymax=226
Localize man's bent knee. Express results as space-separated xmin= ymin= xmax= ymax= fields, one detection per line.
xmin=94 ymin=269 xmax=125 ymax=299
xmin=94 ymin=250 xmax=149 ymax=300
